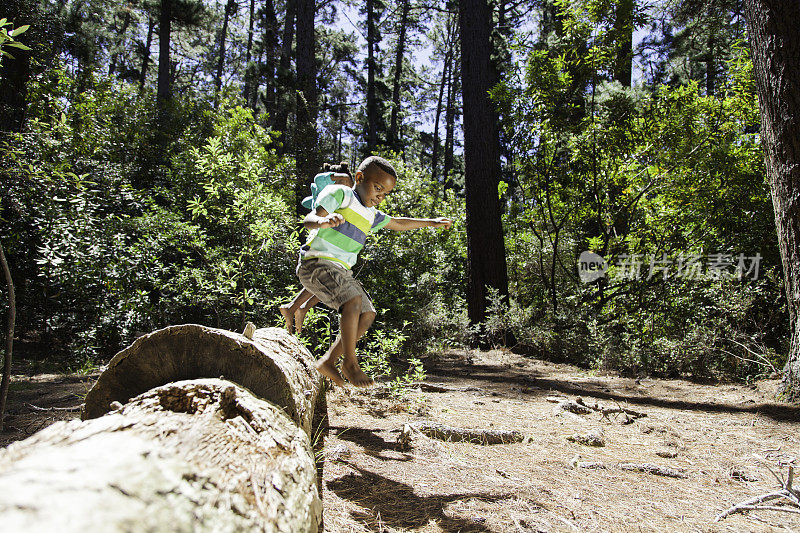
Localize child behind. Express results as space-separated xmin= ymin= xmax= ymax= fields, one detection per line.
xmin=280 ymin=162 xmax=354 ymax=333
xmin=296 ymin=155 xmax=451 ymax=387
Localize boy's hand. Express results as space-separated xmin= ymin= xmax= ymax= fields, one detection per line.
xmin=321 ymin=213 xmax=345 ymax=228
xmin=432 ymin=217 xmax=453 ymax=229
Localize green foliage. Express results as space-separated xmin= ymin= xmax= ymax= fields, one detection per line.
xmin=491 ymin=19 xmax=786 ymax=382
xmin=1 ymin=70 xmax=295 ymax=365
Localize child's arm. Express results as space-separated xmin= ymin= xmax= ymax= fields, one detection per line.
xmin=303 ymin=207 xmax=345 ymax=229
xmin=385 ymin=217 xmax=452 ymax=231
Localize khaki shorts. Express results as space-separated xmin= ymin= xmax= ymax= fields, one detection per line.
xmin=297 ymin=258 xmax=376 ymax=315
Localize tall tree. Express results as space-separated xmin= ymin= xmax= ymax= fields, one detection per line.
xmin=431 ymin=11 xmax=456 ymax=184
xmin=388 ymin=0 xmax=411 ymax=150
xmin=613 ymin=0 xmax=634 ymax=87
xmin=155 ymin=0 xmax=205 ymax=105
xmin=156 ymin=0 xmax=174 ymax=105
xmin=273 ymin=0 xmax=296 ymax=134
xmin=214 ymin=0 xmax=238 ymax=107
xmin=743 ymin=0 xmax=800 ymax=399
xmin=365 ymin=0 xmax=384 ymax=152
xmin=458 ymin=0 xmax=510 ymax=326
xmin=138 ymin=15 xmax=155 ymax=89
xmin=294 ymin=0 xmax=319 ymax=214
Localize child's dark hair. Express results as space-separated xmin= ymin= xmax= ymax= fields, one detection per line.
xmin=357 ymin=156 xmax=397 ymax=181
xmin=322 ymin=161 xmax=352 ymax=178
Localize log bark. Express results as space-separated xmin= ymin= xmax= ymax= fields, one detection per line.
xmin=0 ymin=379 xmax=322 ymax=532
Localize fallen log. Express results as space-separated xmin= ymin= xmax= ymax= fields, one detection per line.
xmin=83 ymin=324 xmax=326 ymax=440
xmin=0 ymin=325 xmax=327 ymax=532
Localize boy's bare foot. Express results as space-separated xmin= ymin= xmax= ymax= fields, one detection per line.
xmin=294 ymin=307 xmax=309 ymax=334
xmin=279 ymin=305 xmax=294 ymax=333
xmin=341 ymin=361 xmax=374 ymax=388
xmin=315 ymin=358 xmax=346 ymax=387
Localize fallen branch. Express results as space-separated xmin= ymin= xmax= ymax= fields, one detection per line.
xmin=575 ymin=397 xmax=647 ymax=422
xmin=407 ymin=421 xmax=524 ymax=445
xmin=25 ymin=403 xmax=83 ymax=412
xmin=619 ymin=462 xmax=687 ymax=479
xmin=716 ymin=466 xmax=800 ymax=521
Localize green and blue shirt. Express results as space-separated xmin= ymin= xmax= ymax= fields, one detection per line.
xmin=300 ymin=185 xmax=392 ymax=269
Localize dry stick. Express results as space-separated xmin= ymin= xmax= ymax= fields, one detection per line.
xmin=716 ymin=466 xmax=800 ymax=521
xmin=0 ymin=241 xmax=15 ymax=431
xmin=25 ymin=403 xmax=83 ymax=412
xmin=574 ymin=397 xmax=647 ymax=421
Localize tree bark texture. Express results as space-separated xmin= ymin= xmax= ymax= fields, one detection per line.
xmin=459 ymin=0 xmax=511 ymax=325
xmin=0 ymin=379 xmax=322 ymax=532
xmin=743 ymin=0 xmax=800 ymax=399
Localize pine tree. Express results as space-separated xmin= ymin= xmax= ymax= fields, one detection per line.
xmin=459 ymin=0 xmax=510 ymax=328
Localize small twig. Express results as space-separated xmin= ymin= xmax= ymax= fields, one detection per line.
xmin=25 ymin=403 xmax=83 ymax=412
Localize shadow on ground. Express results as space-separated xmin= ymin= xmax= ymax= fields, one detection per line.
xmin=330 ymin=426 xmax=413 ymax=461
xmin=428 ymin=358 xmax=800 ymax=422
xmin=328 ymin=463 xmax=519 ymax=532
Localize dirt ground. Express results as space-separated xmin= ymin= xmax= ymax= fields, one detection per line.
xmin=3 ymin=349 xmax=800 ymax=532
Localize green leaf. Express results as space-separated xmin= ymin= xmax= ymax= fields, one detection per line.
xmin=10 ymin=25 xmax=29 ymax=36
xmin=6 ymin=42 xmax=31 ymax=50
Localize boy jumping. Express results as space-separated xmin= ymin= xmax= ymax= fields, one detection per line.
xmin=296 ymin=156 xmax=451 ymax=387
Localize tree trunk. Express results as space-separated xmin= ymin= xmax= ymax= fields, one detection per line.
xmin=443 ymin=47 xmax=456 ymax=187
xmin=0 ymin=379 xmax=323 ymax=531
xmin=743 ymin=0 xmax=800 ymax=400
xmin=214 ymin=0 xmax=237 ymax=107
xmin=243 ymin=0 xmax=256 ymax=106
xmin=273 ymin=0 xmax=296 ymax=135
xmin=366 ymin=0 xmax=380 ymax=153
xmin=0 ymin=242 xmax=15 ymax=431
xmin=256 ymin=0 xmax=280 ymax=114
xmin=389 ymin=0 xmax=410 ymax=150
xmin=459 ymin=0 xmax=510 ymax=327
xmin=139 ymin=16 xmax=155 ymax=90
xmin=157 ymin=0 xmax=173 ymax=105
xmin=294 ymin=0 xmax=319 ymax=216
xmin=613 ymin=0 xmax=634 ymax=88
xmin=431 ymin=26 xmax=452 ymax=183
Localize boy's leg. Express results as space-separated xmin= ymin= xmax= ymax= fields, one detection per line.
xmin=294 ymin=295 xmax=319 ymax=334
xmin=315 ymin=301 xmax=376 ymax=387
xmin=339 ymin=310 xmax=376 ymax=387
xmin=315 ymin=295 xmax=361 ymax=386
xmin=280 ymin=288 xmax=313 ymax=332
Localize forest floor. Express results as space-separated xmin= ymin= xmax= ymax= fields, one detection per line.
xmin=3 ymin=348 xmax=800 ymax=531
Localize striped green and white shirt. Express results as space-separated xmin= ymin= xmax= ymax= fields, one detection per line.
xmin=300 ymin=185 xmax=392 ymax=269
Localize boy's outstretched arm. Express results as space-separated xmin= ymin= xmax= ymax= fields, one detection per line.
xmin=385 ymin=217 xmax=452 ymax=231
xmin=303 ymin=207 xmax=345 ymax=229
